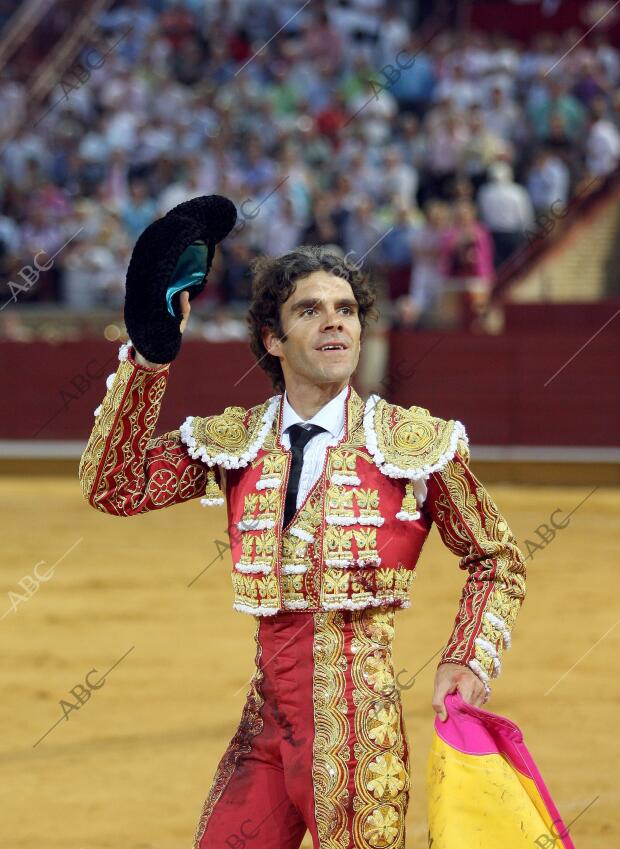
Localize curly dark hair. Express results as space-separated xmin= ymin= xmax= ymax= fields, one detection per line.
xmin=247 ymin=245 xmax=378 ymax=391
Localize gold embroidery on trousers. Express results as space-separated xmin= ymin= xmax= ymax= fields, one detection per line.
xmin=312 ymin=611 xmax=350 ymax=849
xmin=351 ymin=608 xmax=409 ymax=849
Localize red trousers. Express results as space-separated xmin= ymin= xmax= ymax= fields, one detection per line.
xmin=193 ymin=607 xmax=411 ymax=849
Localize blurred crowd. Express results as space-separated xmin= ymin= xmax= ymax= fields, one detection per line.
xmin=1 ymin=0 xmax=620 ymax=336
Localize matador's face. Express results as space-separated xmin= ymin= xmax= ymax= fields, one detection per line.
xmin=264 ymin=270 xmax=362 ymax=393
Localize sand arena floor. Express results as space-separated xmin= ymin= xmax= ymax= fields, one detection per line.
xmin=0 ymin=474 xmax=617 ymax=849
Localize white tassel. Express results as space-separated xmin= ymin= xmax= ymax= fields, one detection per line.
xmin=396 ymin=509 xmax=420 ymax=521
xmin=105 ymin=372 xmax=116 ymax=390
xmin=93 ymin=404 xmax=102 ymax=417
xmin=200 ymin=497 xmax=225 ymax=507
xmin=281 ymin=564 xmax=308 ymax=574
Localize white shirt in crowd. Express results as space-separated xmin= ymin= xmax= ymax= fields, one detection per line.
xmin=478 ymin=180 xmax=535 ymax=233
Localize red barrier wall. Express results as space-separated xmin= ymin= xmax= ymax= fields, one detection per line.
xmin=1 ymin=340 xmax=273 ymax=441
xmin=470 ymin=0 xmax=620 ymax=42
xmin=388 ymin=329 xmax=620 ymax=446
xmin=2 ymin=327 xmax=618 ymax=446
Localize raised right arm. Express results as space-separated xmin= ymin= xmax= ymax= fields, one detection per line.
xmin=78 ymin=342 xmax=211 ymax=517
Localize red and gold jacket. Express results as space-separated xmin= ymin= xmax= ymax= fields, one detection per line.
xmin=79 ymin=341 xmax=526 ymax=691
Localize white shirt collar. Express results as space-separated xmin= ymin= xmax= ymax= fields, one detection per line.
xmin=281 ymin=384 xmax=349 ymax=440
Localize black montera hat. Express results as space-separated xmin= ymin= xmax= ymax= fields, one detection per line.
xmin=124 ymin=194 xmax=237 ymax=363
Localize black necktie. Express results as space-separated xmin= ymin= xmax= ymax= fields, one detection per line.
xmin=283 ymin=423 xmax=324 ymax=528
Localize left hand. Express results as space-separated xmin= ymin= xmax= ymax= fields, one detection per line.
xmin=432 ymin=662 xmax=488 ymax=722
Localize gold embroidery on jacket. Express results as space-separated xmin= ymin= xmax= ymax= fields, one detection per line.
xmin=431 ymin=447 xmax=526 ymax=680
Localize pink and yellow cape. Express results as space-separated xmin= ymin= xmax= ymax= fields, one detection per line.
xmin=427 ymin=692 xmax=575 ymax=848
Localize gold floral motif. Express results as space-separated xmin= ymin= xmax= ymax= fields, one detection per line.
xmin=282 ymin=573 xmax=305 ymax=596
xmin=366 ymin=751 xmax=408 ymax=801
xmin=241 ymin=493 xmax=259 ymax=522
xmin=362 ymin=651 xmax=396 ymax=696
xmin=356 ymin=488 xmax=380 ymax=517
xmin=326 ymin=486 xmax=355 ymax=517
xmin=351 ymin=608 xmax=409 ymax=849
xmin=258 ymin=489 xmax=279 ymax=521
xmin=257 ymin=452 xmax=286 ymax=478
xmin=237 ymin=534 xmax=255 ymax=568
xmin=323 ymin=570 xmax=351 ymax=601
xmin=254 ymin=530 xmax=275 ymax=557
xmin=312 ymin=611 xmax=350 ymax=849
xmin=359 ymin=804 xmax=401 ymax=848
xmin=324 ymin=527 xmax=354 ymax=563
xmin=367 ymin=701 xmax=400 ymax=748
xmin=354 ymin=528 xmax=380 ymax=564
xmin=330 ymin=449 xmax=358 ymax=474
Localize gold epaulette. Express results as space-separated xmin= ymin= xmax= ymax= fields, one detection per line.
xmin=362 ymin=395 xmax=469 ymax=481
xmin=179 ymin=395 xmax=280 ymax=469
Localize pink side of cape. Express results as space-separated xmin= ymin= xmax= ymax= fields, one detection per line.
xmin=435 ymin=692 xmax=576 ymax=849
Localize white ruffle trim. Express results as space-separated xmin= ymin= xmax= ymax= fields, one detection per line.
xmin=330 ymin=474 xmax=361 ymax=486
xmin=326 ymin=515 xmax=385 ymax=527
xmin=325 ymin=556 xmax=383 ymax=568
xmin=235 ymin=562 xmax=272 ymax=574
xmin=357 ymin=556 xmax=382 ymax=567
xmin=325 ymin=557 xmax=356 ymax=567
xmin=283 ymin=599 xmax=309 ymax=609
xmin=93 ymin=404 xmax=102 ymax=417
xmin=484 ymin=611 xmax=512 ymax=649
xmin=363 ymin=394 xmax=468 ymax=481
xmin=282 ymin=563 xmax=308 ymax=574
xmin=200 ymin=497 xmax=225 ymax=507
xmin=237 ymin=518 xmax=275 ymax=531
xmin=180 ymin=395 xmax=280 ymax=470
xmin=233 ymin=602 xmax=279 ymax=616
xmin=290 ymin=527 xmax=314 ymax=543
xmin=118 ymin=339 xmax=133 ymax=361
xmin=233 ymin=598 xmax=411 ymax=615
xmin=105 ymin=372 xmax=116 ymax=390
xmin=396 ymin=510 xmax=420 ymax=521
xmin=322 ymin=596 xmax=411 ymax=611
xmin=468 ymin=658 xmax=493 ymax=697
xmin=475 ymin=637 xmax=502 ymax=676
xmin=255 ymin=478 xmax=281 ymax=490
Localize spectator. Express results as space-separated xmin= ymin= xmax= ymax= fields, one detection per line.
xmin=585 ymin=98 xmax=620 ymax=179
xmin=120 ymin=180 xmax=157 ymax=240
xmin=477 ymin=162 xmax=535 ymax=267
xmin=441 ymin=200 xmax=495 ymax=330
xmin=398 ymin=200 xmax=451 ymax=328
xmin=526 ymin=148 xmax=570 ymax=214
